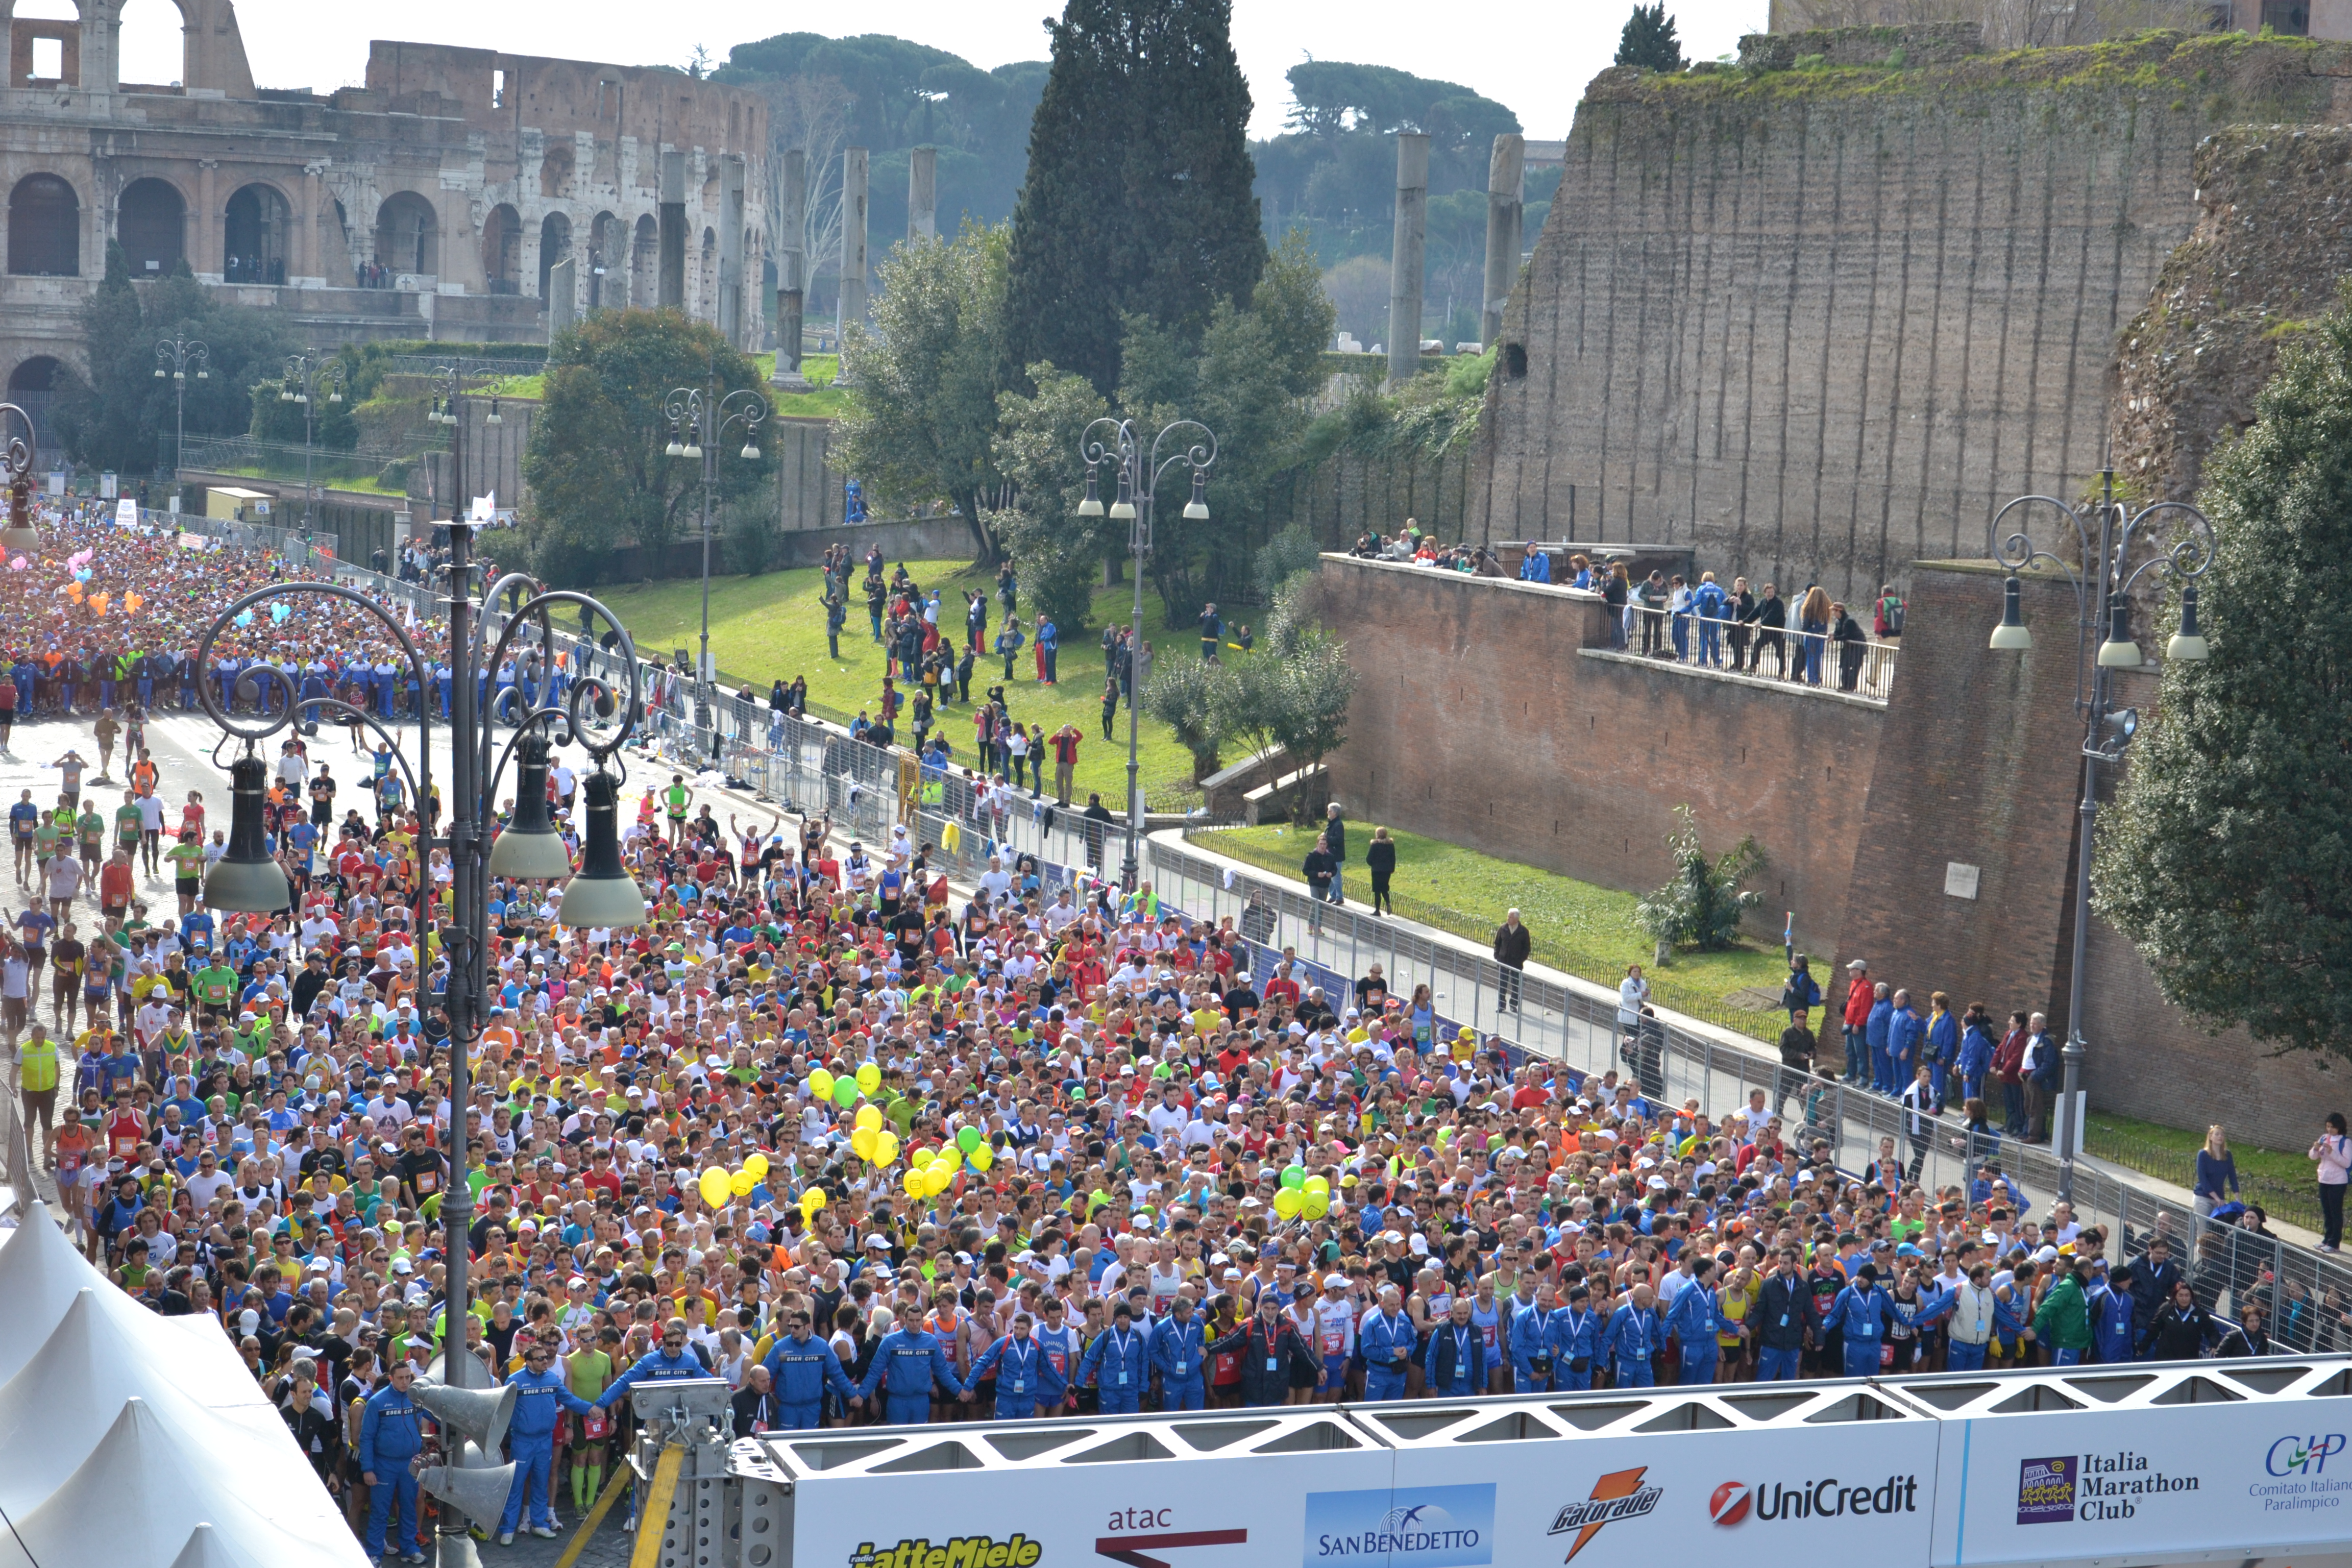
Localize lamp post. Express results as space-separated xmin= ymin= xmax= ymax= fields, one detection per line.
xmin=190 ymin=372 xmax=647 ymax=1551
xmin=0 ymin=402 xmax=37 ymax=556
xmin=1074 ymin=416 xmax=1216 ymax=891
xmin=1986 ymin=467 xmax=2216 ymax=1204
xmin=153 ymin=332 xmax=208 ymax=486
xmin=664 ymin=371 xmax=766 ymax=759
xmin=278 ymin=352 xmax=346 ymax=558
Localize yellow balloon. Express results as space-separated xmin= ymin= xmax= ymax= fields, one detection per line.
xmin=1304 ymin=1193 xmax=1331 ymax=1220
xmin=969 ymin=1146 xmax=993 ymax=1173
xmin=1305 ymin=1175 xmax=1330 ymax=1197
xmin=1273 ymin=1188 xmax=1304 ymax=1219
xmin=855 ymin=1104 xmax=884 ymax=1133
xmin=802 ymin=1187 xmax=827 ymax=1213
xmin=851 ymin=1126 xmax=878 ymax=1160
xmin=808 ymin=1068 xmax=836 ymax=1098
xmin=699 ymin=1169 xmax=731 ymax=1207
xmin=856 ymin=1063 xmax=881 ymax=1094
xmin=938 ymin=1147 xmax=963 ymax=1174
xmin=730 ymin=1169 xmax=755 ymax=1197
xmin=901 ymin=1169 xmax=925 ymax=1197
xmin=744 ymin=1153 xmax=769 ymax=1180
xmin=926 ymin=1167 xmax=954 ymax=1197
xmin=873 ymin=1132 xmax=901 ymax=1166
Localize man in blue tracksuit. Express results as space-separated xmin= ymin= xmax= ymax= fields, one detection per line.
xmin=594 ymin=1321 xmax=712 ymax=1410
xmin=1665 ymin=1263 xmax=1737 ymax=1384
xmin=760 ymin=1309 xmax=862 ymax=1430
xmin=1605 ymin=1287 xmax=1664 ymax=1388
xmin=1508 ymin=1287 xmax=1560 ymax=1393
xmin=968 ymin=1314 xmax=1061 ymax=1419
xmin=359 ymin=1362 xmax=428 ymax=1564
xmin=1824 ymin=1266 xmax=1898 ymax=1378
xmin=1885 ymin=991 xmax=1923 ymax=1098
xmin=2089 ymin=1264 xmax=2139 ymax=1365
xmin=1554 ymin=1286 xmax=1605 ymax=1391
xmin=1080 ymin=1303 xmax=1153 ymax=1415
xmin=1422 ymin=1303 xmax=1486 ymax=1398
xmin=1359 ymin=1287 xmax=1416 ymax=1402
xmin=1865 ymin=986 xmax=1893 ymax=1093
xmin=501 ymin=1341 xmax=599 ymax=1544
xmin=857 ymin=1319 xmax=964 ymax=1425
xmin=1150 ymin=1297 xmax=1208 ymax=1411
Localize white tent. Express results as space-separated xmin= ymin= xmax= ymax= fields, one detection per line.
xmin=0 ymin=1203 xmax=372 ymax=1568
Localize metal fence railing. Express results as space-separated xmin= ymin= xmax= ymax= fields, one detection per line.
xmin=2084 ymin=1124 xmax=2324 ymax=1238
xmin=1618 ymin=604 xmax=1898 ymax=701
xmin=235 ymin=537 xmax=2352 ymax=1350
xmin=177 ymin=434 xmax=427 ymax=496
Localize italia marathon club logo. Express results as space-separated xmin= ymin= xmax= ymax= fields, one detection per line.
xmin=1304 ymin=1485 xmax=1494 ymax=1568
xmin=1549 ymin=1468 xmax=1662 ymax=1562
xmin=2018 ymin=1452 xmax=2199 ymax=1525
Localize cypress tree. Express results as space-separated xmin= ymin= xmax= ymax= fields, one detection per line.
xmin=1616 ymin=4 xmax=1685 ymax=72
xmin=1003 ymin=0 xmax=1264 ymax=397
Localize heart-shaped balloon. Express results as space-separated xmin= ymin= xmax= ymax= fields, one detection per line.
xmin=6 ymin=557 xmax=24 ymax=571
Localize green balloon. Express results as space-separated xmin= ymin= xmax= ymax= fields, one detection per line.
xmin=833 ymin=1078 xmax=859 ymax=1108
xmin=1280 ymin=1165 xmax=1307 ymax=1190
xmin=957 ymin=1126 xmax=982 ymax=1154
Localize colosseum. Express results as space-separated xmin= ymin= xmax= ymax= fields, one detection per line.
xmin=0 ymin=0 xmax=769 ymax=447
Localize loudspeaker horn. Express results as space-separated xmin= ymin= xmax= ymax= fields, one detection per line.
xmin=417 ymin=1456 xmax=518 ymax=1524
xmin=409 ymin=1378 xmax=518 ymax=1456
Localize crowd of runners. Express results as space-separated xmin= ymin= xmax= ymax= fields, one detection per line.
xmin=1 ymin=514 xmax=2336 ymax=1568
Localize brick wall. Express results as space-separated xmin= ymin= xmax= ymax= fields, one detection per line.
xmin=1835 ymin=562 xmax=2085 ymax=1040
xmin=1310 ymin=554 xmax=1883 ymax=957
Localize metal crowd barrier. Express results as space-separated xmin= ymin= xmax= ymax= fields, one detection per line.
xmin=1620 ymin=603 xmax=1898 ymax=701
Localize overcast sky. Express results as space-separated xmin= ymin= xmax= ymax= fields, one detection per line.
xmin=179 ymin=0 xmax=1770 ymax=143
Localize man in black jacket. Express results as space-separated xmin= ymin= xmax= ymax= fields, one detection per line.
xmin=1776 ymin=1009 xmax=1817 ymax=1119
xmin=1754 ymin=1249 xmax=1817 ymax=1381
xmin=732 ymin=1365 xmax=784 ymax=1437
xmin=2129 ymin=1235 xmax=2183 ymax=1349
xmin=1206 ymin=1295 xmax=1320 ymax=1407
xmin=1493 ymin=909 xmax=1533 ymax=1012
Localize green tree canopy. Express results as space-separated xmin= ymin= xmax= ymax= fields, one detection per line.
xmin=1002 ymin=0 xmax=1265 ymax=397
xmin=987 ymin=362 xmax=1113 ymax=635
xmin=520 ymin=309 xmax=766 ymax=586
xmin=51 ymin=249 xmax=290 ymax=476
xmin=831 ymin=221 xmax=1009 ymax=561
xmin=2095 ymin=295 xmax=2352 ymax=1060
xmin=1616 ymin=4 xmax=1686 ymax=71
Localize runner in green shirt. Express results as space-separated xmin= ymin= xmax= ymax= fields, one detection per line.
xmin=113 ymin=796 xmax=143 ymax=853
xmin=76 ymin=804 xmax=106 ymax=871
xmin=192 ymin=960 xmax=238 ymax=1020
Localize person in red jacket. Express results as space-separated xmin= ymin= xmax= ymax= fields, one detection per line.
xmin=1841 ymin=960 xmax=1874 ymax=1083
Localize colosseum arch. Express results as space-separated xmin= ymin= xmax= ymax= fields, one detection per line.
xmin=537 ymin=210 xmax=572 ymax=301
xmin=8 ymin=174 xmax=80 ymax=277
xmin=374 ymin=190 xmax=439 ymax=278
xmin=630 ymin=213 xmax=657 ymax=308
xmin=482 ymin=202 xmax=521 ymax=293
xmin=223 ymin=181 xmax=291 ymax=282
xmin=116 ymin=175 xmax=186 ymax=275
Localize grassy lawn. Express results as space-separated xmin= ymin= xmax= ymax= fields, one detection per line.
xmin=1195 ymin=824 xmax=1788 ymax=1039
xmin=473 ymin=355 xmax=847 ymax=419
xmin=2085 ymin=1111 xmax=2322 ymax=1232
xmin=597 ymin=559 xmax=1218 ymax=804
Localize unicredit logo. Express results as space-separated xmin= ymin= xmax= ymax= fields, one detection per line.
xmin=1709 ymin=1475 xmax=1920 ymax=1526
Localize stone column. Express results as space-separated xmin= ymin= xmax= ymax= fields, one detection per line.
xmin=1387 ymin=132 xmax=1428 ymax=387
xmin=546 ymin=255 xmax=576 ymax=341
xmin=657 ymin=148 xmax=685 ymax=310
xmin=835 ymin=146 xmax=868 ymax=381
xmin=908 ymin=144 xmax=936 ymax=241
xmin=1480 ymin=133 xmax=1524 ymax=353
xmin=718 ymin=153 xmax=745 ymax=345
xmin=771 ymin=148 xmax=808 ymax=389
xmin=195 ymin=158 xmax=219 ymax=281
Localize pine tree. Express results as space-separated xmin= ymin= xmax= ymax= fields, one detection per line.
xmin=2094 ymin=292 xmax=2352 ymax=1062
xmin=1616 ymin=4 xmax=1685 ymax=72
xmin=1002 ymin=0 xmax=1265 ymax=397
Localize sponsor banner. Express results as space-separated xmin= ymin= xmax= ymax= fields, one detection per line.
xmin=1932 ymin=1404 xmax=2352 ymax=1564
xmin=1352 ymin=1419 xmax=1943 ymax=1563
xmin=783 ymin=1440 xmax=1387 ymax=1568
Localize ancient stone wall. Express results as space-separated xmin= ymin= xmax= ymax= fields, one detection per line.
xmin=1309 ymin=553 xmax=1885 ymax=958
xmin=1476 ymin=32 xmax=2343 ymax=605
